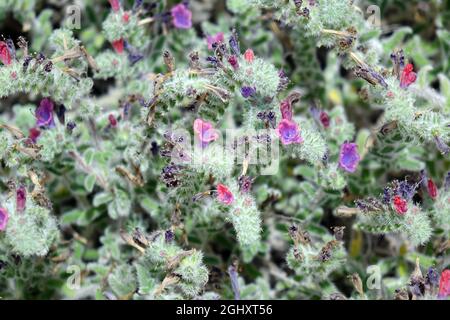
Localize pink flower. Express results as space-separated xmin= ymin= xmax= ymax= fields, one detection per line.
xmin=171 ymin=3 xmax=192 ymax=29
xmin=193 ymin=118 xmax=219 ymax=147
xmin=427 ymin=179 xmax=438 ymax=200
xmin=109 ymin=0 xmax=121 ymax=12
xmin=217 ymin=184 xmax=234 ymax=205
xmin=16 ymin=185 xmax=26 ymax=213
xmin=439 ymin=270 xmax=450 ymax=298
xmin=122 ymin=12 xmax=130 ymax=23
xmin=338 ymin=142 xmax=360 ymax=173
xmin=400 ymin=63 xmax=417 ymax=88
xmin=112 ymin=39 xmax=124 ymax=54
xmin=393 ymin=195 xmax=408 ymax=215
xmin=0 ymin=207 xmax=9 ymax=231
xmin=36 ymin=98 xmax=55 ymax=128
xmin=276 ymin=119 xmax=303 ymax=145
xmin=244 ymin=49 xmax=254 ymax=63
xmin=206 ymin=32 xmax=224 ymax=50
xmin=0 ymin=41 xmax=12 ymax=66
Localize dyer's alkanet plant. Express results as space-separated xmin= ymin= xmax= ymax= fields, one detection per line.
xmin=0 ymin=0 xmax=448 ymax=300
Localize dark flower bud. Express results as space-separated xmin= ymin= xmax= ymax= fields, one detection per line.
xmin=43 ymin=60 xmax=53 ymax=72
xmin=66 ymin=121 xmax=77 ymax=134
xmin=55 ymin=104 xmax=66 ymax=125
xmin=238 ymin=175 xmax=254 ymax=193
xmin=22 ymin=55 xmax=33 ymax=72
xmin=16 ymin=185 xmax=27 ymax=213
xmin=228 ymin=55 xmax=239 ymax=70
xmin=165 ymin=229 xmax=175 ymax=243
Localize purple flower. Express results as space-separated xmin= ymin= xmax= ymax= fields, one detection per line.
xmin=206 ymin=32 xmax=224 ymax=50
xmin=165 ymin=229 xmax=175 ymax=243
xmin=229 ymin=30 xmax=240 ymax=55
xmin=396 ymin=180 xmax=417 ymax=200
xmin=276 ymin=119 xmax=303 ymax=145
xmin=193 ymin=118 xmax=219 ymax=147
xmin=16 ymin=185 xmax=26 ymax=213
xmin=171 ymin=3 xmax=192 ymax=29
xmin=0 ymin=208 xmax=9 ymax=231
xmin=338 ymin=142 xmax=361 ymax=173
xmin=35 ymin=98 xmax=55 ymax=128
xmin=240 ymin=86 xmax=255 ymax=98
xmin=426 ymin=268 xmax=440 ymax=287
xmin=382 ymin=187 xmax=392 ymax=204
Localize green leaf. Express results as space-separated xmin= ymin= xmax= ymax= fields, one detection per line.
xmin=61 ymin=209 xmax=84 ymax=225
xmin=84 ymin=174 xmax=96 ymax=193
xmin=93 ymin=192 xmax=114 ymax=207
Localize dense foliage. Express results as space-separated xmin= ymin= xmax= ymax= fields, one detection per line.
xmin=0 ymin=0 xmax=449 ymax=300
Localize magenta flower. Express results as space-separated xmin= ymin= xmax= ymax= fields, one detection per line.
xmin=0 ymin=207 xmax=9 ymax=231
xmin=16 ymin=185 xmax=27 ymax=213
xmin=28 ymin=127 xmax=41 ymax=143
xmin=0 ymin=41 xmax=12 ymax=66
xmin=241 ymin=86 xmax=256 ymax=98
xmin=171 ymin=3 xmax=192 ymax=29
xmin=109 ymin=0 xmax=121 ymax=12
xmin=400 ymin=63 xmax=417 ymax=89
xmin=392 ymin=195 xmax=408 ymax=215
xmin=217 ymin=184 xmax=234 ymax=205
xmin=228 ymin=55 xmax=239 ymax=70
xmin=319 ymin=111 xmax=330 ymax=128
xmin=108 ymin=114 xmax=118 ymax=127
xmin=439 ymin=270 xmax=450 ymax=298
xmin=36 ymin=98 xmax=55 ymax=128
xmin=193 ymin=118 xmax=219 ymax=147
xmin=112 ymin=38 xmax=124 ymax=54
xmin=338 ymin=142 xmax=361 ymax=173
xmin=276 ymin=119 xmax=303 ymax=145
xmin=206 ymin=32 xmax=224 ymax=50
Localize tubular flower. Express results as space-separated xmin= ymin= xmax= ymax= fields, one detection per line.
xmin=36 ymin=98 xmax=55 ymax=128
xmin=0 ymin=41 xmax=12 ymax=65
xmin=193 ymin=118 xmax=219 ymax=147
xmin=216 ymin=184 xmax=234 ymax=205
xmin=338 ymin=142 xmax=360 ymax=173
xmin=400 ymin=63 xmax=417 ymax=88
xmin=276 ymin=119 xmax=303 ymax=145
xmin=392 ymin=195 xmax=408 ymax=215
xmin=171 ymin=3 xmax=192 ymax=29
